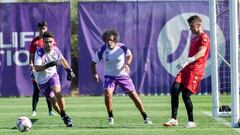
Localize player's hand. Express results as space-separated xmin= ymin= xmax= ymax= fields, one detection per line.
xmin=29 ymin=64 xmax=33 ymax=71
xmin=176 ymin=56 xmax=196 ymax=71
xmin=66 ymin=68 xmax=76 ymax=81
xmin=45 ymin=61 xmax=60 ymax=69
xmin=124 ymin=64 xmax=130 ymax=74
xmin=176 ymin=61 xmax=189 ymax=71
xmin=93 ymin=74 xmax=100 ymax=83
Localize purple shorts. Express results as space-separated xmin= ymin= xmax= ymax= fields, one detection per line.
xmin=38 ymin=73 xmax=60 ymax=98
xmin=103 ymin=75 xmax=136 ymax=93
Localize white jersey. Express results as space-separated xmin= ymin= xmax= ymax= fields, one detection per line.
xmin=93 ymin=43 xmax=132 ymax=76
xmin=34 ymin=46 xmax=63 ymax=84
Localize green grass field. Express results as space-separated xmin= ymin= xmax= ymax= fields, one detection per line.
xmin=0 ymin=95 xmax=239 ymax=135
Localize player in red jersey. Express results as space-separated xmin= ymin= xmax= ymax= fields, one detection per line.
xmin=163 ymin=15 xmax=210 ymax=128
xmin=29 ymin=21 xmax=56 ymax=116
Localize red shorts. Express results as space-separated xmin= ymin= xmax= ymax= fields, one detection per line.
xmin=175 ymin=69 xmax=203 ymax=94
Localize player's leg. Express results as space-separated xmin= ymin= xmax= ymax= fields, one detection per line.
xmin=163 ymin=82 xmax=182 ymax=127
xmin=51 ymin=85 xmax=72 ymax=127
xmin=182 ymin=89 xmax=196 ymax=128
xmin=48 ymin=73 xmax=72 ymax=127
xmin=51 ymin=85 xmax=65 ymax=112
xmin=117 ymin=75 xmax=152 ymax=124
xmin=104 ymin=88 xmax=115 ymax=124
xmin=170 ymin=82 xmax=182 ymax=119
xmin=127 ymin=91 xmax=152 ymax=124
xmin=103 ymin=76 xmax=116 ymax=124
xmin=45 ymin=97 xmax=56 ymax=116
xmin=48 ymin=96 xmax=61 ymax=115
xmin=31 ymin=81 xmax=39 ymax=116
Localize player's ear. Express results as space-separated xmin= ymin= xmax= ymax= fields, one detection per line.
xmin=198 ymin=23 xmax=202 ymax=28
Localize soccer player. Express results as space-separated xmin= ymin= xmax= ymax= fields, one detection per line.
xmin=163 ymin=15 xmax=210 ymax=128
xmin=28 ymin=21 xmax=56 ymax=116
xmin=90 ymin=29 xmax=153 ymax=125
xmin=34 ymin=31 xmax=75 ymax=127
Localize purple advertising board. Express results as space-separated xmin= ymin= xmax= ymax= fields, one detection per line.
xmin=78 ymin=1 xmax=229 ymax=95
xmin=0 ymin=3 xmax=71 ymax=96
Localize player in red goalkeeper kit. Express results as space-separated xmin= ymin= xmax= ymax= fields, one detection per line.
xmin=163 ymin=15 xmax=210 ymax=128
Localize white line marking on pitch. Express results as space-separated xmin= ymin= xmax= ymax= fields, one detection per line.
xmin=203 ymin=111 xmax=240 ymax=133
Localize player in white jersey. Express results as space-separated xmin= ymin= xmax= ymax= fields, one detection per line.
xmin=34 ymin=31 xmax=75 ymax=127
xmin=90 ymin=29 xmax=152 ymax=125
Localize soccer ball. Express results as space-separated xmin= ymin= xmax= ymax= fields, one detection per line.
xmin=16 ymin=116 xmax=32 ymax=132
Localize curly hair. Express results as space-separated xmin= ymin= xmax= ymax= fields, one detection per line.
xmin=102 ymin=29 xmax=119 ymax=43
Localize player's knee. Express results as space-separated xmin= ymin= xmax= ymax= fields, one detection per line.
xmin=105 ymin=90 xmax=113 ymax=99
xmin=171 ymin=87 xmax=179 ymax=96
xmin=170 ymin=82 xmax=181 ymax=95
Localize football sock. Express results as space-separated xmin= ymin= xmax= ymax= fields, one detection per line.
xmin=141 ymin=112 xmax=148 ymax=120
xmin=46 ymin=98 xmax=52 ymax=112
xmin=108 ymin=111 xmax=113 ymax=117
xmin=32 ymin=82 xmax=40 ymax=111
xmin=171 ymin=82 xmax=181 ymax=119
xmin=182 ymin=89 xmax=194 ymax=121
xmin=60 ymin=110 xmax=67 ymax=117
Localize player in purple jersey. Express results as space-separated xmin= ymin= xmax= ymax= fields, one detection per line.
xmin=28 ymin=21 xmax=55 ymax=117
xmin=34 ymin=31 xmax=75 ymax=127
xmin=90 ymin=29 xmax=153 ymax=125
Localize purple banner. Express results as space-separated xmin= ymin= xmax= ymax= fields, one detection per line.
xmin=0 ymin=3 xmax=71 ymax=96
xmin=78 ymin=1 xmax=228 ymax=95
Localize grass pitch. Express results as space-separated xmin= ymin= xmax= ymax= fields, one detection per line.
xmin=0 ymin=95 xmax=239 ymax=135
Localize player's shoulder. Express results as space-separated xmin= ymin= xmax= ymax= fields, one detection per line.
xmin=36 ymin=48 xmax=45 ymax=57
xmin=31 ymin=36 xmax=41 ymax=44
xmin=200 ymin=32 xmax=209 ymax=39
xmin=52 ymin=46 xmax=60 ymax=50
xmin=200 ymin=32 xmax=210 ymax=43
xmin=117 ymin=43 xmax=128 ymax=53
xmin=98 ymin=44 xmax=107 ymax=52
xmin=117 ymin=43 xmax=125 ymax=47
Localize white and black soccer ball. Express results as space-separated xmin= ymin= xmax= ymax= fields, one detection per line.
xmin=16 ymin=116 xmax=32 ymax=132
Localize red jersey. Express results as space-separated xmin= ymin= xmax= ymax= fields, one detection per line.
xmin=175 ymin=32 xmax=210 ymax=94
xmin=187 ymin=32 xmax=210 ymax=74
xmin=29 ymin=36 xmax=44 ymax=54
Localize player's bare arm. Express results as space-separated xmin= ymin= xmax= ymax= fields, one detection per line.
xmin=192 ymin=46 xmax=207 ymax=60
xmin=59 ymin=57 xmax=70 ymax=69
xmin=59 ymin=58 xmax=76 ymax=81
xmin=124 ymin=54 xmax=133 ymax=74
xmin=29 ymin=53 xmax=34 ymax=70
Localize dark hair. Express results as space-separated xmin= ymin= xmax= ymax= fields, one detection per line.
xmin=102 ymin=29 xmax=119 ymax=43
xmin=187 ymin=15 xmax=202 ymax=24
xmin=43 ymin=31 xmax=54 ymax=38
xmin=37 ymin=21 xmax=48 ymax=28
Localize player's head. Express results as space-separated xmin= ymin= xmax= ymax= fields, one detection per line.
xmin=102 ymin=30 xmax=119 ymax=50
xmin=43 ymin=31 xmax=54 ymax=52
xmin=187 ymin=15 xmax=202 ymax=35
xmin=37 ymin=21 xmax=48 ymax=37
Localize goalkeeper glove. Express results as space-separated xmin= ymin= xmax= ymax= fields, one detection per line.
xmin=66 ymin=68 xmax=76 ymax=81
xmin=45 ymin=61 xmax=59 ymax=69
xmin=176 ymin=56 xmax=196 ymax=71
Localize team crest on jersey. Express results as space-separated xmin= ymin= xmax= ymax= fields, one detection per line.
xmin=203 ymin=37 xmax=208 ymax=42
xmin=37 ymin=48 xmax=44 ymax=57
